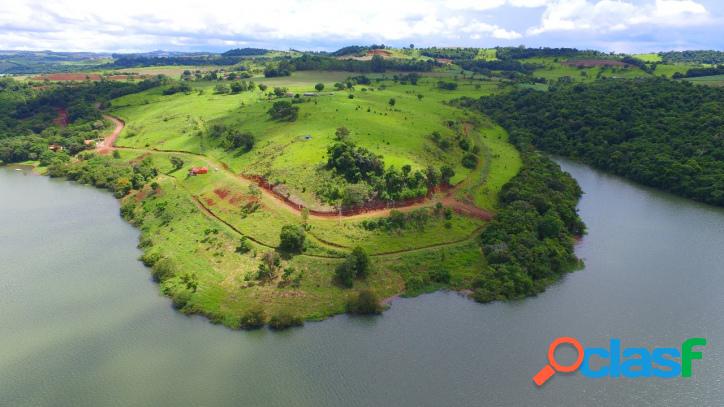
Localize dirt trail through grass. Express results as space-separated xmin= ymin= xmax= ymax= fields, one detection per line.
xmin=104 ymin=114 xmax=493 ymax=221
xmin=103 ymin=114 xmax=493 ymax=256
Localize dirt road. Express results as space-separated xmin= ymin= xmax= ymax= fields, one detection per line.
xmin=102 ymin=114 xmax=493 ymax=221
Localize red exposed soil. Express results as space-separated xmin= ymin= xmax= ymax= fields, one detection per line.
xmin=436 ymin=58 xmax=453 ymax=64
xmin=96 ymin=115 xmax=124 ymax=155
xmin=34 ymin=73 xmax=103 ymax=81
xmin=32 ymin=73 xmax=145 ymax=82
xmin=561 ymin=59 xmax=629 ymax=68
xmin=53 ymin=108 xmax=68 ymax=127
xmin=213 ymin=188 xmax=230 ymax=200
xmin=100 ymin=113 xmax=494 ymax=222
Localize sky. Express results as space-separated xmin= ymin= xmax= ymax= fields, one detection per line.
xmin=0 ymin=0 xmax=722 ymax=53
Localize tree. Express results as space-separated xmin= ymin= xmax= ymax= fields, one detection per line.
xmin=223 ymin=131 xmax=255 ymax=152
xmin=273 ymin=87 xmax=288 ymax=98
xmin=425 ymin=166 xmax=440 ymax=188
xmin=279 ymin=224 xmax=305 ymax=253
xmin=388 ymin=98 xmax=396 ymax=107
xmin=440 ymin=165 xmax=455 ymax=185
xmin=335 ymin=257 xmax=356 ymax=288
xmin=371 ymin=55 xmax=385 ymax=73
xmin=267 ymin=101 xmax=299 ymax=121
xmin=350 ymin=246 xmax=370 ymax=278
xmin=169 ymin=156 xmax=184 ymax=171
xmin=334 ymin=126 xmax=350 ymax=141
xmin=315 ymin=83 xmax=325 ymax=92
xmin=342 ymin=184 xmax=368 ymax=206
xmin=334 ymin=246 xmax=370 ymax=287
xmin=461 ymin=153 xmax=478 ymax=169
xmin=214 ymin=83 xmax=230 ymax=94
xmin=258 ymin=83 xmax=268 ymax=92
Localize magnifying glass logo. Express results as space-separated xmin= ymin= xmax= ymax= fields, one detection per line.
xmin=533 ymin=337 xmax=584 ymax=386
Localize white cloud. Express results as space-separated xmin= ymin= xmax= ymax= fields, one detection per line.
xmin=528 ymin=0 xmax=710 ymax=35
xmin=462 ymin=20 xmax=523 ymax=39
xmin=0 ymin=0 xmax=717 ymax=51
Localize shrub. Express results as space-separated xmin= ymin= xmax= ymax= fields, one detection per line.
xmin=335 ymin=246 xmax=370 ymax=287
xmin=171 ymin=289 xmax=192 ymax=309
xmin=279 ymin=225 xmax=305 ymax=253
xmin=347 ymin=289 xmax=383 ymax=314
xmin=268 ymin=311 xmax=304 ymax=330
xmin=335 ymin=257 xmax=357 ymax=288
xmin=462 ymin=153 xmax=478 ymax=169
xmin=267 ymin=101 xmax=299 ymax=121
xmin=430 ymin=268 xmax=451 ymax=284
xmin=151 ymin=257 xmax=177 ymax=282
xmin=239 ymin=306 xmax=266 ymax=329
xmin=236 ymin=236 xmax=252 ymax=254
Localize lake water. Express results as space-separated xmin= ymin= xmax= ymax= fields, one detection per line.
xmin=1 ymin=159 xmax=723 ymax=406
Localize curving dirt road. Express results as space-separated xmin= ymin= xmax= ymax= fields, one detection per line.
xmin=102 ymin=114 xmax=493 ymax=222
xmin=96 ymin=115 xmax=125 ymax=155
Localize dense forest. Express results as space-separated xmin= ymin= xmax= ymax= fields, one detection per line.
xmin=474 ymin=148 xmax=584 ymax=302
xmin=674 ymin=65 xmax=724 ymax=79
xmin=0 ymin=77 xmax=165 ymax=164
xmin=660 ymin=50 xmax=724 ymax=65
xmin=468 ymin=78 xmax=724 ymax=206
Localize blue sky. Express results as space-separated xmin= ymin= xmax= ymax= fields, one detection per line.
xmin=0 ymin=0 xmax=721 ymax=53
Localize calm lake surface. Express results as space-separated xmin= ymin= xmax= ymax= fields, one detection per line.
xmin=1 ymin=159 xmax=723 ymax=406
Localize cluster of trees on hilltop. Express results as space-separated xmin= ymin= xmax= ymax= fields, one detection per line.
xmin=495 ymin=46 xmax=604 ymax=60
xmin=289 ymin=54 xmax=435 ymax=73
xmin=660 ymin=50 xmax=724 ymax=65
xmin=329 ymin=44 xmax=387 ymax=56
xmin=320 ymin=139 xmax=454 ymax=204
xmin=457 ymin=59 xmax=539 ymax=74
xmin=473 ymin=150 xmax=584 ymax=302
xmin=673 ymin=65 xmax=724 ymax=79
xmin=221 ymin=48 xmax=268 ymax=57
xmin=468 ymin=78 xmax=724 ymax=206
xmin=419 ymin=47 xmax=478 ymax=60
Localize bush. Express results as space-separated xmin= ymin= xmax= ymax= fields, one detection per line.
xmin=335 ymin=257 xmax=357 ymax=288
xmin=430 ymin=268 xmax=451 ymax=284
xmin=268 ymin=311 xmax=304 ymax=330
xmin=151 ymin=257 xmax=177 ymax=282
xmin=236 ymin=236 xmax=252 ymax=254
xmin=171 ymin=289 xmax=192 ymax=309
xmin=239 ymin=306 xmax=266 ymax=329
xmin=462 ymin=153 xmax=479 ymax=169
xmin=335 ymin=246 xmax=370 ymax=287
xmin=267 ymin=100 xmax=299 ymax=121
xmin=279 ymin=225 xmax=305 ymax=253
xmin=347 ymin=289 xmax=383 ymax=314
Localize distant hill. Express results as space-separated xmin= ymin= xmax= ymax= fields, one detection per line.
xmin=0 ymin=50 xmax=111 ymax=74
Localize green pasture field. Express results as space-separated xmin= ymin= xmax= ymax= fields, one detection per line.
xmin=633 ymin=53 xmax=662 ymax=62
xmin=523 ymin=56 xmax=651 ymax=82
xmin=683 ymin=74 xmax=724 ymax=87
xmin=99 ymin=69 xmax=525 ymax=326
